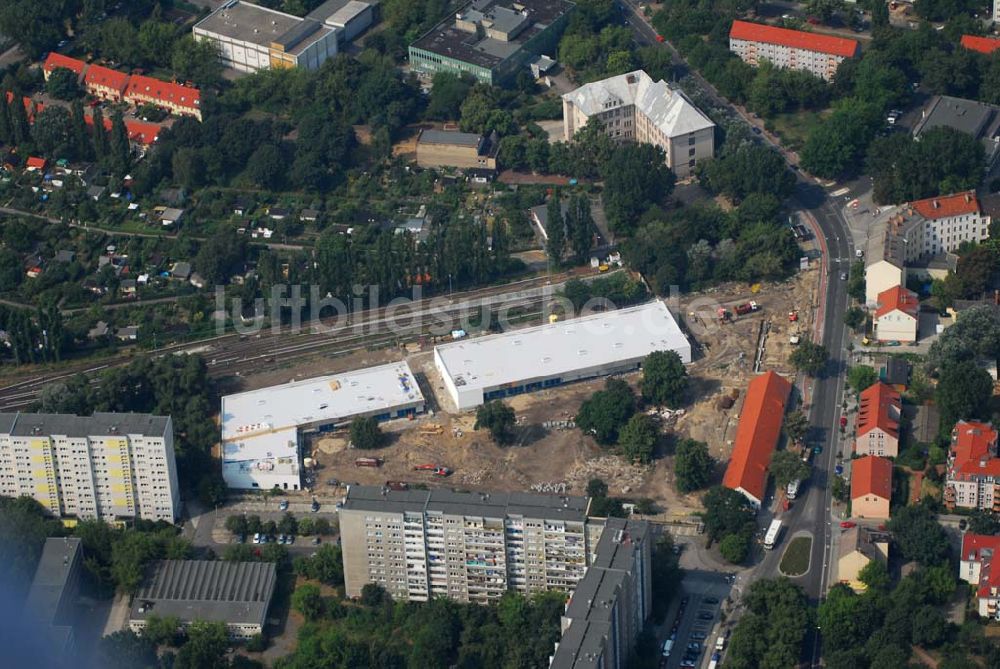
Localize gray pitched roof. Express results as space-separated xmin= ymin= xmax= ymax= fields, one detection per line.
xmin=130 ymin=560 xmax=277 ymax=627
xmin=563 ymin=70 xmax=715 ymax=138
xmin=343 ymin=484 xmax=590 ymax=521
xmin=0 ymin=412 xmax=169 ymax=438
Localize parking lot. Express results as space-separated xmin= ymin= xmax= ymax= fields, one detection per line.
xmin=660 ymin=571 xmax=734 ymax=669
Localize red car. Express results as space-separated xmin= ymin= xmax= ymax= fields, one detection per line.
xmin=840 ymin=521 xmax=856 ymax=529
xmin=656 ymin=34 xmax=665 ymax=43
xmin=840 ymin=416 xmax=848 ymax=429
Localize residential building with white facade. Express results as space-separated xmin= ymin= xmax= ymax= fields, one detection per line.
xmin=944 ymin=421 xmax=1000 ymax=511
xmin=873 ymin=284 xmax=919 ymax=343
xmin=339 ymin=485 xmax=603 ymax=603
xmin=865 ymin=191 xmax=991 ymax=305
xmin=959 ymin=533 xmax=1000 ymax=619
xmin=729 ymin=20 xmax=860 ymax=81
xmin=0 ymin=413 xmax=179 ymax=522
xmin=562 ymin=70 xmax=715 ymax=177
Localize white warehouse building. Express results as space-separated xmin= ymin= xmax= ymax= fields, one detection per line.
xmin=220 ymin=361 xmax=425 ymax=490
xmin=434 ymin=300 xmax=692 ymax=411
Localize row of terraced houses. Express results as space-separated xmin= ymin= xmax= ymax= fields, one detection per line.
xmin=42 ymin=53 xmax=202 ymax=121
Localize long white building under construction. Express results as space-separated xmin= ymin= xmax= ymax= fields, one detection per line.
xmin=433 ymin=300 xmax=691 ymax=411
xmin=220 ymin=361 xmax=425 ymax=490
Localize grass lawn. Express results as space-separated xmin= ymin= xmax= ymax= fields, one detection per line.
xmin=779 ymin=536 xmax=812 ymax=576
xmin=766 ymin=110 xmax=828 ymax=152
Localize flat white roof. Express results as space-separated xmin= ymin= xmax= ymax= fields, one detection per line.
xmin=221 ymin=361 xmax=423 ymax=441
xmin=434 ymin=300 xmax=691 ymax=392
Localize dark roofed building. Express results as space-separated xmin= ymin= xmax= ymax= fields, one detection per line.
xmin=409 ymin=0 xmax=575 ymax=85
xmin=24 ymin=538 xmax=83 ymax=660
xmin=128 ymin=560 xmax=277 ymax=639
xmin=913 ymin=95 xmax=1000 ymax=166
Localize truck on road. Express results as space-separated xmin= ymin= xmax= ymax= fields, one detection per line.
xmin=786 ymin=479 xmax=801 ymax=500
xmin=763 ymin=519 xmax=782 ymax=550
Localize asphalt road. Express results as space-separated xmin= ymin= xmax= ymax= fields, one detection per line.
xmin=614 ymin=2 xmax=856 ymax=665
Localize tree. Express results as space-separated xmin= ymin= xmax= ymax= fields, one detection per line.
xmin=108 ymin=111 xmax=131 ymax=176
xmin=887 ymin=503 xmax=950 ymax=566
xmin=805 ymin=0 xmax=845 ymax=21
xmin=97 ymin=630 xmax=157 ymax=669
xmin=91 ymin=106 xmax=108 ymax=160
xmin=847 ymin=365 xmax=879 ymax=393
xmin=674 ymin=438 xmax=714 ymax=493
xmin=911 ymin=605 xmax=948 ymax=647
xmin=349 ymin=416 xmax=385 ymax=450
xmin=783 ymin=410 xmax=809 ymax=444
xmin=968 ymin=510 xmax=1000 ymax=535
xmin=143 ymin=614 xmax=181 ymax=646
xmin=171 ymin=35 xmax=223 ymax=87
xmin=173 ymin=620 xmax=228 ymax=669
xmin=293 ymin=544 xmax=344 ymax=586
xmin=832 ymin=475 xmax=849 ymax=502
xmin=936 ymin=360 xmax=993 ymax=430
xmin=586 ymin=478 xmax=609 ymax=498
xmin=640 ymin=350 xmax=688 ymax=408
xmin=545 ymin=194 xmax=565 ymax=267
xmin=172 ymin=148 xmax=206 ymax=190
xmin=858 ymin=558 xmax=890 ymax=591
xmin=474 ymin=400 xmax=516 ymax=445
xmin=194 ymin=227 xmax=246 ymax=285
xmin=725 ymin=578 xmax=811 ymax=669
xmin=700 ymin=144 xmax=794 ymax=202
xmin=426 ymin=72 xmax=473 ymax=120
xmin=801 ymin=97 xmax=882 ymax=179
xmin=576 ymin=378 xmax=636 ymax=445
xmin=844 ymin=306 xmax=866 ymax=332
xmin=601 ymin=143 xmax=675 ymax=234
xmin=225 ymin=515 xmax=248 ymax=536
xmin=701 ymin=486 xmax=755 ymax=541
xmin=770 ymin=450 xmax=810 ymax=489
xmin=719 ymin=532 xmax=751 ymax=564
xmin=567 ymin=194 xmax=594 ymax=263
xmin=618 ymin=413 xmax=657 ymax=464
xmin=789 ymin=340 xmax=829 ymax=376
xmin=32 ymin=106 xmax=73 ymax=157
xmin=278 ymin=512 xmax=297 ymax=536
xmin=867 ymin=127 xmax=984 ymax=205
xmin=246 ymin=144 xmax=284 ymax=190
xmin=46 ymin=67 xmax=82 ymax=100
xmin=292 ymin=583 xmax=325 ymax=620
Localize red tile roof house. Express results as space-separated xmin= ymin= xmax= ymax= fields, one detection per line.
xmin=25 ymin=156 xmax=47 ymax=172
xmin=959 ymin=533 xmax=1000 ymax=619
xmin=961 ymin=35 xmax=1000 ymax=54
xmin=729 ymin=20 xmax=860 ymax=81
xmin=722 ymin=370 xmax=793 ymax=508
xmin=850 ymin=455 xmax=893 ymax=520
xmin=855 ymin=382 xmax=901 ymax=457
xmin=873 ymin=284 xmax=919 ymax=343
xmin=944 ymin=421 xmax=1000 ymax=511
xmin=84 ymin=64 xmax=130 ymax=101
xmin=42 ymin=53 xmax=88 ymax=82
xmin=124 ymin=75 xmax=202 ymax=121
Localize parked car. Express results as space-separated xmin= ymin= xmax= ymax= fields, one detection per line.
xmin=697 ymin=611 xmax=714 ymax=621
xmin=703 ymin=597 xmax=719 ymax=605
xmin=691 ymin=632 xmax=707 ymax=641
xmin=236 ymin=534 xmax=246 ymax=544
xmin=687 ymin=642 xmax=702 ymax=652
xmin=311 ymin=500 xmax=320 ymax=512
xmin=252 ymin=533 xmax=261 ymax=544
xmin=841 ymin=521 xmax=857 ymax=529
xmin=279 ymin=499 xmax=289 ymax=511
xmin=312 ymin=536 xmax=321 ymax=545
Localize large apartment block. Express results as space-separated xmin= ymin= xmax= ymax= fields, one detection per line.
xmin=865 ymin=191 xmax=991 ymax=305
xmin=550 ymin=518 xmax=652 ymax=669
xmin=0 ymin=412 xmax=180 ymax=522
xmin=729 ymin=20 xmax=859 ymax=81
xmin=562 ymin=70 xmax=715 ymax=177
xmin=339 ymin=485 xmax=602 ymax=603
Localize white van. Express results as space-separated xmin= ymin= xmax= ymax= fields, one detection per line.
xmin=662 ymin=638 xmax=674 ymax=657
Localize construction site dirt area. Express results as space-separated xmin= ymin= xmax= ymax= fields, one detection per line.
xmin=300 ymin=269 xmax=818 ymax=518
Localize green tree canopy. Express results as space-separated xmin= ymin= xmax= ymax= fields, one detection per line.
xmin=770 ymin=450 xmax=810 ymax=489
xmin=701 ymin=486 xmax=755 ymax=541
xmin=576 ymin=378 xmax=636 ymax=445
xmin=674 ymin=438 xmax=715 ymax=493
xmin=847 ymin=365 xmax=879 ymax=393
xmin=474 ymin=400 xmax=517 ymax=445
xmin=790 ymin=340 xmax=829 ymax=376
xmin=640 ymin=350 xmax=688 ymax=407
xmin=617 ymin=413 xmax=657 ymax=464
xmin=349 ymin=416 xmax=385 ymax=450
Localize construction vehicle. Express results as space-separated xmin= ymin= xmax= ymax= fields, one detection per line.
xmin=419 ymin=424 xmax=444 ymax=435
xmin=355 ymin=457 xmax=384 ymax=467
xmin=734 ymin=301 xmax=759 ymax=316
xmin=434 ymin=467 xmax=452 ymax=477
xmin=385 ymin=481 xmax=409 ymax=491
xmin=717 ymin=307 xmax=731 ymax=323
xmin=788 ymin=311 xmax=799 ymax=322
xmin=598 ymin=264 xmax=609 ymax=272
xmin=413 ymin=464 xmax=438 ymax=471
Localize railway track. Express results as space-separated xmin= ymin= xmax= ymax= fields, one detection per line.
xmin=0 ymin=271 xmax=585 ymax=410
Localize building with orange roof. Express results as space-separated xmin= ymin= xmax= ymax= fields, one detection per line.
xmin=124 ymin=75 xmax=202 ymax=121
xmin=729 ymin=20 xmax=860 ymax=81
xmin=863 ymin=190 xmax=991 ymax=306
xmin=84 ymin=64 xmax=130 ymax=101
xmin=722 ymin=371 xmax=792 ymax=508
xmin=944 ymin=421 xmax=1000 ymax=511
xmin=958 ymin=533 xmax=1000 ymax=618
xmin=961 ymin=35 xmax=1000 ymax=54
xmin=873 ymin=284 xmax=919 ymax=343
xmin=25 ymin=157 xmax=46 ymax=172
xmin=850 ymin=455 xmax=892 ymax=520
xmin=42 ymin=53 xmax=87 ymax=81
xmin=855 ymin=382 xmax=901 ymax=457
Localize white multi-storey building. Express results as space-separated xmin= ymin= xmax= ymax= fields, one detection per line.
xmin=0 ymin=413 xmax=179 ymax=522
xmin=729 ymin=20 xmax=860 ymax=81
xmin=865 ymin=191 xmax=992 ymax=305
xmin=562 ymin=70 xmax=715 ymax=177
xmin=944 ymin=421 xmax=1000 ymax=511
xmin=339 ymin=486 xmax=604 ymax=603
